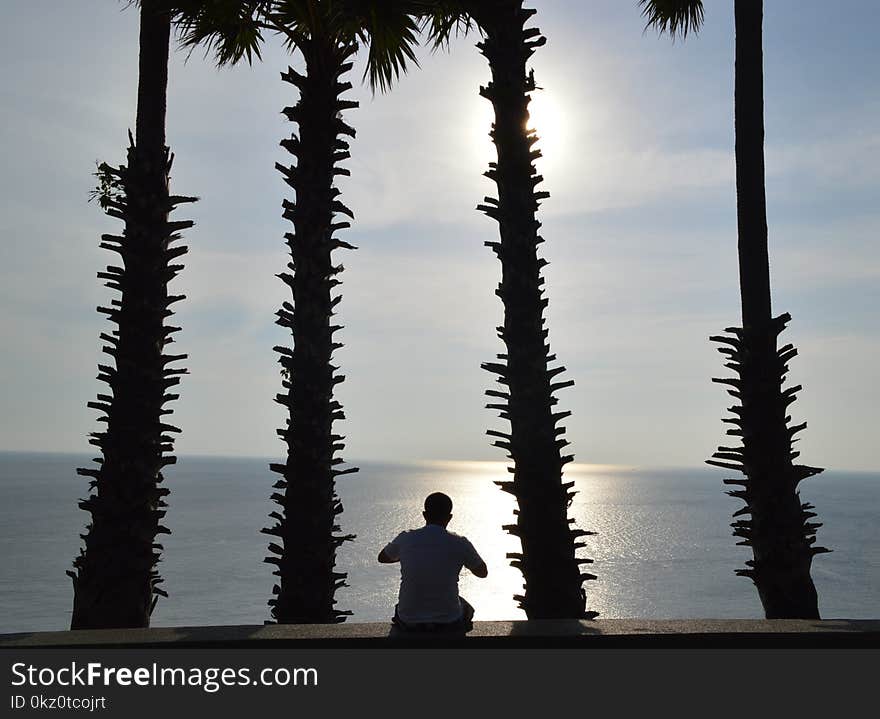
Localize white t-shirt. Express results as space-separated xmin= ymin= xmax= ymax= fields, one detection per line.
xmin=382 ymin=524 xmax=484 ymax=624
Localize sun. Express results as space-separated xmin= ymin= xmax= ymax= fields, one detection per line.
xmin=526 ymin=89 xmax=565 ymax=174
xmin=466 ymin=86 xmax=568 ymax=181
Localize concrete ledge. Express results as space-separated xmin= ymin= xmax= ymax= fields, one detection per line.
xmin=2 ymin=619 xmax=879 ymax=649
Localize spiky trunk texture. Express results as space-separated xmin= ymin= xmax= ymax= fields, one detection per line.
xmin=475 ymin=1 xmax=594 ymax=620
xmin=70 ymin=2 xmax=194 ymax=629
xmin=708 ymin=0 xmax=827 ymax=619
xmin=264 ymin=37 xmax=358 ymax=624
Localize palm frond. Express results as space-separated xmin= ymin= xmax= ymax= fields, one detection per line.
xmin=638 ymin=0 xmax=705 ymax=40
xmin=312 ymin=0 xmax=420 ymax=93
xmin=422 ymin=9 xmax=474 ymax=51
xmin=267 ymin=1 xmax=322 ymax=51
xmin=410 ymin=1 xmax=475 ymax=51
xmin=355 ymin=4 xmax=422 ymax=92
xmin=170 ymin=0 xmax=271 ymax=66
xmin=172 ymin=0 xmax=434 ymax=92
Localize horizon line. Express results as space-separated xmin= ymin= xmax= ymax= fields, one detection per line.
xmin=0 ymin=448 xmax=876 ymax=475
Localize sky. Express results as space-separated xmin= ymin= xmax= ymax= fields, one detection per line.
xmin=1 ymin=1 xmax=878 ymax=471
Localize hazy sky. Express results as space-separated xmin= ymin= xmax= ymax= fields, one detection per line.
xmin=1 ymin=1 xmax=878 ymax=470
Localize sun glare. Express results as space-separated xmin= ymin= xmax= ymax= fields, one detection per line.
xmin=468 ymin=88 xmax=568 ymax=182
xmin=457 ymin=82 xmax=582 ymax=202
xmin=526 ymin=89 xmax=565 ymax=171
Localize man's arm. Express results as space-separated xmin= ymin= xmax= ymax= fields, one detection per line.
xmin=468 ymin=558 xmax=488 ymax=578
xmin=377 ymin=547 xmax=398 ymax=563
xmin=378 ymin=534 xmax=402 ymax=564
xmin=463 ymin=539 xmax=488 ymax=578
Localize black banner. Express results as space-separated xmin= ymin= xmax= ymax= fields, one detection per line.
xmin=3 ymin=647 xmax=877 ymax=716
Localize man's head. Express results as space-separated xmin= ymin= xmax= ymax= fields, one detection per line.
xmin=423 ymin=492 xmax=453 ymax=526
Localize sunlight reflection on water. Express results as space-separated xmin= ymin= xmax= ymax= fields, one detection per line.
xmin=2 ymin=454 xmax=877 ymax=632
xmin=338 ymin=461 xmax=688 ymax=622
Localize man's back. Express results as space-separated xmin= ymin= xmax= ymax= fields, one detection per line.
xmin=383 ymin=524 xmax=483 ymax=624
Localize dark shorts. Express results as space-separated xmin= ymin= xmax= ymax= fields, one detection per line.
xmin=392 ymin=597 xmax=475 ymax=633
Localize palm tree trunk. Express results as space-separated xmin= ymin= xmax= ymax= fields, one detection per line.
xmin=265 ymin=36 xmax=358 ymax=624
xmin=70 ymin=0 xmax=194 ymax=629
xmin=135 ymin=1 xmax=169 ymax=153
xmin=707 ymin=0 xmax=826 ymax=619
xmin=475 ymin=1 xmax=594 ymax=619
xmin=734 ymin=0 xmax=771 ymax=326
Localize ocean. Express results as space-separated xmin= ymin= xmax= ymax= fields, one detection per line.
xmin=0 ymin=452 xmax=877 ymax=634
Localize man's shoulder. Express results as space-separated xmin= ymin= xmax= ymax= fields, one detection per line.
xmin=441 ymin=529 xmax=476 ymax=549
xmin=400 ymin=525 xmax=474 ymax=547
xmin=392 ymin=528 xmax=420 ymax=542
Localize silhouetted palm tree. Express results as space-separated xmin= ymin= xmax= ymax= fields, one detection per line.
xmin=175 ymin=0 xmax=420 ymax=623
xmin=425 ymin=0 xmax=595 ymax=620
xmin=69 ymin=0 xmax=196 ymax=629
xmin=642 ymin=0 xmax=827 ymax=618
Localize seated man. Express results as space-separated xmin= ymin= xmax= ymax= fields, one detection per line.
xmin=378 ymin=492 xmax=488 ymax=632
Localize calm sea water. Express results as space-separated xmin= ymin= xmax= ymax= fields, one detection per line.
xmin=0 ymin=452 xmax=877 ymax=633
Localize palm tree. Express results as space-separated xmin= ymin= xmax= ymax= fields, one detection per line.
xmin=175 ymin=0 xmax=421 ymax=623
xmin=641 ymin=0 xmax=828 ymax=618
xmin=424 ymin=1 xmax=595 ymax=620
xmin=69 ymin=0 xmax=196 ymax=629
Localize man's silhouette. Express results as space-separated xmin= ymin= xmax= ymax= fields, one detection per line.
xmin=378 ymin=492 xmax=488 ymax=631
